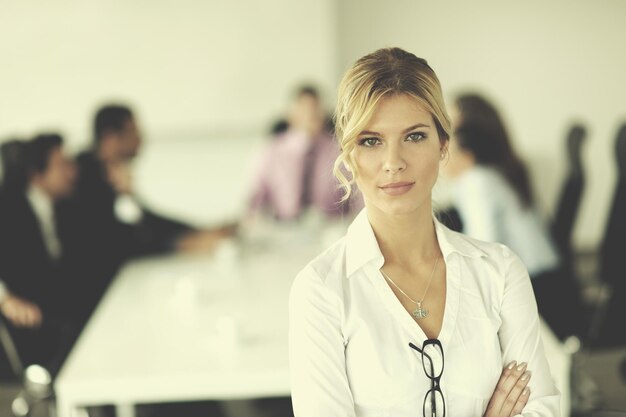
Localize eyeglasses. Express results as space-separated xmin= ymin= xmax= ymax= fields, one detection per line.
xmin=409 ymin=338 xmax=445 ymax=417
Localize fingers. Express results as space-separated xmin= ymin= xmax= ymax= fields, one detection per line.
xmin=510 ymin=386 xmax=531 ymax=417
xmin=25 ymin=304 xmax=43 ymax=328
xmin=1 ymin=299 xmax=20 ymax=326
xmin=2 ymin=306 xmax=20 ymax=326
xmin=1 ymin=298 xmax=42 ymax=328
xmin=6 ymin=306 xmax=30 ymax=327
xmin=485 ymin=361 xmax=532 ymax=417
xmin=485 ymin=360 xmax=517 ymax=415
xmin=501 ymin=366 xmax=531 ymax=417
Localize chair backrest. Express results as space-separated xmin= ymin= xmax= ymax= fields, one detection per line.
xmin=551 ymin=124 xmax=587 ymax=260
xmin=435 ymin=206 xmax=463 ymax=233
xmin=600 ymin=123 xmax=626 ymax=287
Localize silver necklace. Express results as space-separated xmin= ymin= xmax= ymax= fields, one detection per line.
xmin=380 ymin=256 xmax=440 ymax=320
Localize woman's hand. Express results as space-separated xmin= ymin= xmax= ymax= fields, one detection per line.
xmin=484 ymin=361 xmax=531 ymax=417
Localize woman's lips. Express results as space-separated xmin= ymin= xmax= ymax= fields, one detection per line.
xmin=379 ymin=182 xmax=415 ymax=196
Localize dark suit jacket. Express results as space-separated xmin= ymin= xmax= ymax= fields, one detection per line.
xmin=0 ymin=189 xmax=83 ymax=375
xmin=62 ymin=151 xmax=194 ymax=298
xmin=0 ymin=190 xmax=73 ymax=317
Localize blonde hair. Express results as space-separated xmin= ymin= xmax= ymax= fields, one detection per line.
xmin=333 ymin=47 xmax=452 ymax=201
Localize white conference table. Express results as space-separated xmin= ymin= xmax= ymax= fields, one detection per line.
xmin=54 ymin=219 xmax=572 ymax=417
xmin=55 ymin=225 xmax=334 ymax=417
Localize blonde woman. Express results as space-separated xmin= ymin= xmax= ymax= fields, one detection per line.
xmin=289 ymin=48 xmax=560 ymax=417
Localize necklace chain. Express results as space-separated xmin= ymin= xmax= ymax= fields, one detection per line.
xmin=380 ymin=256 xmax=441 ymax=305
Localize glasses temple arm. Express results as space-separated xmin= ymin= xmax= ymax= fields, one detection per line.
xmin=408 ymin=342 xmax=436 ymax=377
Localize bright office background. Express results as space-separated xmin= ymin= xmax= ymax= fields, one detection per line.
xmin=1 ymin=0 xmax=625 ymax=251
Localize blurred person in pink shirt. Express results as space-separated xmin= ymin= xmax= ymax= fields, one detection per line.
xmin=249 ymin=86 xmax=358 ymax=220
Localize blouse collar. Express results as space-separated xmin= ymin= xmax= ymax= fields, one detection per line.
xmin=345 ymin=208 xmax=487 ymax=278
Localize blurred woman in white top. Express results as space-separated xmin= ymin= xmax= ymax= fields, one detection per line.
xmin=289 ymin=48 xmax=559 ymax=417
xmin=443 ymin=94 xmax=583 ymax=340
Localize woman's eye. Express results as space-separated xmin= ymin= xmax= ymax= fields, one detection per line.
xmin=407 ymin=132 xmax=426 ymax=142
xmin=359 ymin=137 xmax=381 ymax=147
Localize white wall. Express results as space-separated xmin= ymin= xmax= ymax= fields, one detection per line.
xmin=0 ymin=0 xmax=337 ymax=148
xmin=337 ymin=0 xmax=626 ymax=250
xmin=133 ymin=134 xmax=264 ymax=226
xmin=2 ymin=1 xmax=623 ymax=248
xmin=0 ymin=0 xmax=337 ymax=223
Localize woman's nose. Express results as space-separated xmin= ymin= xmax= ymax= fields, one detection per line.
xmin=383 ymin=144 xmax=407 ymax=173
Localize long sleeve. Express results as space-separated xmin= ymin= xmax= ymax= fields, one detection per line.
xmin=289 ymin=266 xmax=356 ymax=417
xmin=497 ymin=245 xmax=561 ymax=417
xmin=131 ymin=207 xmax=194 ymax=256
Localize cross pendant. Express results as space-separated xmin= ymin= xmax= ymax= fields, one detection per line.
xmin=412 ymin=302 xmax=428 ymax=320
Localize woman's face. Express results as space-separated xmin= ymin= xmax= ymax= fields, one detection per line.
xmin=351 ymin=94 xmax=444 ymax=217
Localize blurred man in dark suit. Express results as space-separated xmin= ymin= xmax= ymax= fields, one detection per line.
xmin=64 ymin=105 xmax=233 ymax=310
xmin=0 ymin=134 xmax=78 ymax=376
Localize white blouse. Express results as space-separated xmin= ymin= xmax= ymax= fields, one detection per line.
xmin=289 ymin=209 xmax=560 ymax=417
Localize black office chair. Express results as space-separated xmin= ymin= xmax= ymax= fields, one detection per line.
xmin=0 ymin=315 xmax=54 ymax=416
xmin=600 ymin=123 xmax=626 ymax=289
xmin=542 ymin=124 xmax=589 ymax=342
xmin=435 ymin=206 xmax=463 ymax=233
xmin=0 ymin=313 xmax=24 ymax=380
xmin=551 ymin=124 xmax=587 ymax=263
xmin=589 ymin=123 xmax=626 ymax=348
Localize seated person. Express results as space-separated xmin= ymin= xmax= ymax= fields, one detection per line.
xmin=442 ymin=94 xmax=584 ymax=340
xmin=0 ymin=134 xmax=79 ymax=377
xmin=65 ymin=104 xmax=234 ymax=287
xmin=249 ymin=86 xmax=359 ymax=221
